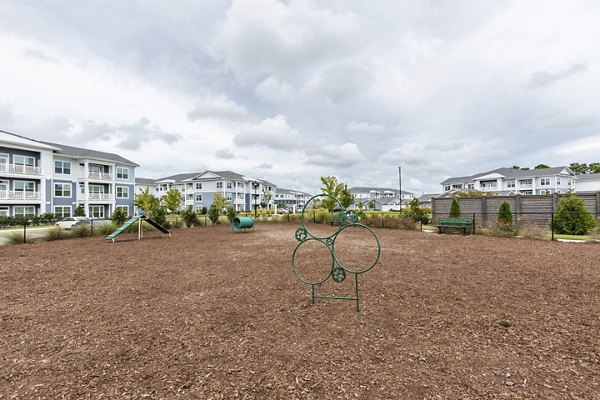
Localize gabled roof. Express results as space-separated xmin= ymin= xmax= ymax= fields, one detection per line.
xmin=41 ymin=140 xmax=139 ymax=167
xmin=349 ymin=186 xmax=413 ymax=195
xmin=576 ymin=173 xmax=600 ymax=181
xmin=442 ymin=166 xmax=574 ymax=185
xmin=0 ymin=129 xmax=61 ymax=151
xmin=156 ymin=172 xmax=200 ymax=183
xmin=135 ymin=177 xmax=157 ymax=185
xmin=417 ymin=193 xmax=440 ymax=202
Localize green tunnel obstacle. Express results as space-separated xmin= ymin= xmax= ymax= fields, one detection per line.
xmin=291 ymin=194 xmax=381 ymax=311
xmin=232 ymin=216 xmax=254 ymax=232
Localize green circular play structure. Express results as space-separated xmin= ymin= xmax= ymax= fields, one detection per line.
xmin=291 ymin=194 xmax=381 ymax=311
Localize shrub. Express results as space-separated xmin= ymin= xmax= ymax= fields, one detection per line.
xmin=181 ymin=206 xmax=198 ymax=227
xmin=551 ymin=194 xmax=597 ymax=235
xmin=208 ymin=203 xmax=220 ymax=224
xmin=517 ymin=223 xmax=547 ymax=240
xmin=5 ymin=232 xmax=25 ymax=245
xmin=96 ymin=222 xmax=118 ymax=236
xmin=226 ymin=205 xmax=236 ymax=223
xmin=489 ymin=222 xmax=517 ymax=237
xmin=44 ymin=226 xmax=67 ymax=241
xmin=74 ymin=206 xmax=86 ymax=217
xmin=498 ymin=202 xmax=513 ymax=225
xmin=449 ymin=198 xmax=461 ymax=217
xmin=71 ymin=224 xmax=92 ymax=237
xmin=111 ymin=208 xmax=128 ymax=226
xmin=149 ymin=205 xmax=167 ymax=227
xmin=170 ymin=218 xmax=184 ymax=229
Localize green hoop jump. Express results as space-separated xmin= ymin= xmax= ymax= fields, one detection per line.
xmin=291 ymin=194 xmax=381 ymax=311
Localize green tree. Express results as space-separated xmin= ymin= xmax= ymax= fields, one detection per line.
xmin=162 ymin=188 xmax=183 ymax=214
xmin=208 ymin=203 xmax=220 ymax=224
xmin=74 ymin=205 xmax=86 ymax=217
xmin=320 ymin=176 xmax=345 ymax=210
xmin=226 ymin=204 xmax=236 ymax=223
xmin=511 ymin=165 xmax=520 ymax=169
xmin=498 ymin=201 xmax=513 ymax=225
xmin=534 ymin=164 xmax=550 ymax=169
xmin=111 ymin=207 xmax=127 ymax=226
xmin=134 ymin=187 xmax=159 ymax=214
xmin=212 ymin=192 xmax=228 ymax=213
xmin=588 ymin=162 xmax=600 ymax=173
xmin=261 ymin=189 xmax=273 ymax=209
xmin=449 ymin=198 xmax=461 ymax=217
xmin=569 ymin=162 xmax=588 ymax=175
xmin=338 ymin=186 xmax=355 ymax=208
xmin=552 ymin=193 xmax=597 ymax=235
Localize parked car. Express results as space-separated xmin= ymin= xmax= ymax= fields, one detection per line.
xmin=277 ymin=208 xmax=290 ymax=214
xmin=55 ymin=217 xmax=90 ymax=229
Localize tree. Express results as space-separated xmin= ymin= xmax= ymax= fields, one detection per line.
xmin=162 ymin=188 xmax=183 ymax=214
xmin=261 ymin=189 xmax=273 ymax=209
xmin=552 ymin=193 xmax=597 ymax=235
xmin=534 ymin=164 xmax=550 ymax=169
xmin=208 ymin=203 xmax=220 ymax=224
xmin=212 ymin=192 xmax=228 ymax=213
xmin=588 ymin=162 xmax=600 ymax=173
xmin=449 ymin=198 xmax=461 ymax=217
xmin=498 ymin=202 xmax=513 ymax=225
xmin=226 ymin=204 xmax=236 ymax=223
xmin=74 ymin=205 xmax=86 ymax=217
xmin=134 ymin=187 xmax=159 ymax=214
xmin=569 ymin=162 xmax=588 ymax=175
xmin=320 ymin=176 xmax=345 ymax=210
xmin=511 ymin=165 xmax=521 ymax=169
xmin=338 ymin=186 xmax=355 ymax=208
xmin=111 ymin=208 xmax=127 ymax=226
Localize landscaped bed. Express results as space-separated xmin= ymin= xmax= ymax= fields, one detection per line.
xmin=1 ymin=223 xmax=598 ymax=399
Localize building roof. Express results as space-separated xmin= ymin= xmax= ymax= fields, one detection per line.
xmin=41 ymin=140 xmax=139 ymax=167
xmin=441 ymin=166 xmax=574 ymax=185
xmin=135 ymin=177 xmax=157 ymax=185
xmin=576 ymin=173 xmax=600 ymax=181
xmin=417 ymin=193 xmax=440 ymax=202
xmin=349 ymin=186 xmax=413 ymax=195
xmin=277 ymin=188 xmax=312 ymax=196
xmin=156 ymin=172 xmax=201 ymax=183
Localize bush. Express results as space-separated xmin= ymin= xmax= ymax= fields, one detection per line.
xmin=498 ymin=202 xmax=513 ymax=225
xmin=489 ymin=222 xmax=517 ymax=237
xmin=449 ymin=198 xmax=461 ymax=217
xmin=149 ymin=206 xmax=167 ymax=227
xmin=383 ymin=215 xmax=416 ymax=230
xmin=170 ymin=218 xmax=184 ymax=229
xmin=208 ymin=204 xmax=220 ymax=224
xmin=74 ymin=206 xmax=86 ymax=217
xmin=71 ymin=224 xmax=92 ymax=237
xmin=44 ymin=226 xmax=67 ymax=241
xmin=111 ymin=208 xmax=128 ymax=226
xmin=181 ymin=206 xmax=198 ymax=227
xmin=226 ymin=205 xmax=236 ymax=223
xmin=96 ymin=222 xmax=118 ymax=236
xmin=551 ymin=194 xmax=597 ymax=235
xmin=5 ymin=232 xmax=25 ymax=245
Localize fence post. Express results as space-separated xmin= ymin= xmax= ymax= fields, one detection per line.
xmin=472 ymin=213 xmax=476 ymax=235
xmin=23 ymin=222 xmax=27 ymax=244
xmin=381 ymin=213 xmax=384 ymax=228
xmin=551 ymin=212 xmax=555 ymax=241
xmin=313 ymin=211 xmax=316 ymax=223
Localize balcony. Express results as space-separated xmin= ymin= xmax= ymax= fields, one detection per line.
xmin=88 ymin=172 xmax=113 ymax=181
xmin=0 ymin=163 xmax=42 ymax=175
xmin=518 ymin=183 xmax=533 ymax=189
xmin=0 ymin=190 xmax=42 ymax=201
xmin=88 ymin=193 xmax=113 ymax=201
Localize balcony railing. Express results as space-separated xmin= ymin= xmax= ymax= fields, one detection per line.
xmin=518 ymin=183 xmax=533 ymax=189
xmin=88 ymin=172 xmax=113 ymax=181
xmin=88 ymin=193 xmax=113 ymax=201
xmin=0 ymin=190 xmax=42 ymax=200
xmin=0 ymin=163 xmax=42 ymax=175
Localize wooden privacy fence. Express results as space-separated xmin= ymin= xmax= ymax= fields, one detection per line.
xmin=431 ymin=192 xmax=600 ymax=228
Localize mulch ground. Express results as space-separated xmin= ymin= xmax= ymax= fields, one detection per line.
xmin=1 ymin=222 xmax=599 ymax=399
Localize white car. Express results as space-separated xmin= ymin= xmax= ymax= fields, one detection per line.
xmin=55 ymin=217 xmax=90 ymax=229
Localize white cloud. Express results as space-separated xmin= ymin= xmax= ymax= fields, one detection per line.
xmin=305 ymin=142 xmax=364 ymax=168
xmin=254 ymin=76 xmax=295 ymax=103
xmin=188 ymin=95 xmax=250 ymax=121
xmin=234 ymin=114 xmax=299 ymax=150
xmin=346 ymin=121 xmax=386 ymax=136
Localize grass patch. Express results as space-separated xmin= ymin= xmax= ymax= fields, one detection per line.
xmin=5 ymin=232 xmax=25 ymax=245
xmin=44 ymin=226 xmax=68 ymax=241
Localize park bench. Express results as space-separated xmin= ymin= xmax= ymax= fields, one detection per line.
xmin=433 ymin=217 xmax=473 ymax=235
xmin=330 ymin=213 xmax=345 ymax=225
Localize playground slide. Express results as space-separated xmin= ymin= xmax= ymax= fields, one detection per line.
xmin=144 ymin=218 xmax=171 ymax=235
xmin=105 ymin=216 xmax=141 ymax=241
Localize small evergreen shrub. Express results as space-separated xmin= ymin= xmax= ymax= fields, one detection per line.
xmin=551 ymin=194 xmax=597 ymax=235
xmin=182 ymin=206 xmax=198 ymax=227
xmin=111 ymin=208 xmax=128 ymax=226
xmin=226 ymin=205 xmax=236 ymax=223
xmin=498 ymin=202 xmax=513 ymax=225
xmin=449 ymin=198 xmax=461 ymax=217
xmin=208 ymin=204 xmax=220 ymax=224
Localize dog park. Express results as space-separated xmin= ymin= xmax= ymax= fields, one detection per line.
xmin=1 ymin=221 xmax=598 ymax=399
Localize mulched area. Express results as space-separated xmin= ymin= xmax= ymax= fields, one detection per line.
xmin=1 ymin=222 xmax=599 ymax=399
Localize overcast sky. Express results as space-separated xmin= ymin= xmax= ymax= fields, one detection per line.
xmin=1 ymin=1 xmax=599 ymax=194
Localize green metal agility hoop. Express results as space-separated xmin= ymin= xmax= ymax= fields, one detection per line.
xmin=291 ymin=194 xmax=381 ymax=311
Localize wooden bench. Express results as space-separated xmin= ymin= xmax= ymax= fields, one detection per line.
xmin=433 ymin=217 xmax=473 ymax=235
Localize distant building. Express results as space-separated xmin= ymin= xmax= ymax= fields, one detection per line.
xmin=1 ymin=129 xmax=137 ymax=219
xmin=274 ymin=188 xmax=312 ymax=212
xmin=416 ymin=193 xmax=439 ymax=208
xmin=441 ymin=167 xmax=577 ymax=195
xmin=574 ymin=173 xmax=600 ymax=193
xmin=348 ymin=187 xmax=415 ymax=211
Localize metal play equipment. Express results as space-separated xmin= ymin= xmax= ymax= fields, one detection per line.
xmin=232 ymin=216 xmax=254 ymax=232
xmin=291 ymin=194 xmax=381 ymax=311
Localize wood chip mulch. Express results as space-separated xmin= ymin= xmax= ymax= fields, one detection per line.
xmin=1 ymin=223 xmax=599 ymax=399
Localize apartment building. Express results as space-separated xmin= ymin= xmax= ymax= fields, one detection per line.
xmin=348 ymin=187 xmax=415 ymax=211
xmin=274 ymin=188 xmax=312 ymax=212
xmin=1 ymin=129 xmax=137 ymax=219
xmin=440 ymin=167 xmax=577 ymax=195
xmin=135 ymin=170 xmax=278 ymax=212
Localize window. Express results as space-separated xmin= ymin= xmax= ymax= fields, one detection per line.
xmin=506 ymin=180 xmax=515 ymax=188
xmin=195 ymin=194 xmax=203 ymax=202
xmin=115 ymin=205 xmax=129 ymax=217
xmin=14 ymin=206 xmax=36 ymax=217
xmin=467 ymin=184 xmax=475 ymax=189
xmin=89 ymin=185 xmax=104 ymax=194
xmin=54 ymin=206 xmax=72 ymax=218
xmin=195 ymin=182 xmax=202 ymax=190
xmin=54 ymin=183 xmax=72 ymax=197
xmin=116 ymin=186 xmax=129 ymax=199
xmin=89 ymin=205 xmax=104 ymax=219
xmin=556 ymin=177 xmax=561 ymax=185
xmin=54 ymin=161 xmax=71 ymax=174
xmin=14 ymin=155 xmax=35 ymax=166
xmin=80 ymin=183 xmax=85 ymax=194
xmin=540 ymin=178 xmax=550 ymax=186
xmin=226 ymin=182 xmax=232 ymax=189
xmin=0 ymin=206 xmax=8 ymax=217
xmin=15 ymin=181 xmax=35 ymax=192
xmin=0 ymin=153 xmax=8 ymax=164
xmin=237 ymin=182 xmax=244 ymax=188
xmin=238 ymin=193 xmax=244 ymax=199
xmin=116 ymin=167 xmax=129 ymax=180
xmin=226 ymin=193 xmax=233 ymax=201
xmin=187 ymin=183 xmax=193 ymax=189
xmin=194 ymin=205 xmax=203 ymax=212
xmin=444 ymin=185 xmax=451 ymax=191
xmin=217 ymin=182 xmax=223 ymax=189
xmin=568 ymin=179 xmax=572 ymax=186
xmin=452 ymin=184 xmax=463 ymax=189
xmin=186 ymin=194 xmax=193 ymax=201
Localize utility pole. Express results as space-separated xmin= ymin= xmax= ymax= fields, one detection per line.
xmin=398 ymin=166 xmax=402 ymax=210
